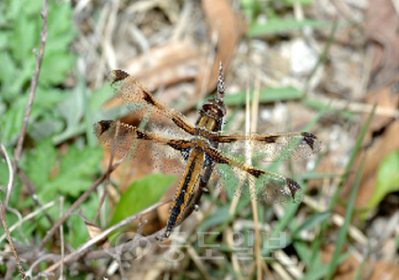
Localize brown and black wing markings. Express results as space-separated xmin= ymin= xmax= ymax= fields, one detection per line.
xmin=95 ymin=120 xmax=205 ymax=239
xmin=208 ymin=131 xmax=321 ymax=162
xmin=203 ymin=144 xmax=304 ymax=203
xmin=108 ymin=70 xmax=196 ymax=137
xmin=94 ymin=120 xmax=193 ymax=176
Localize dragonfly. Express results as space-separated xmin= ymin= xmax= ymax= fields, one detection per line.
xmin=94 ymin=62 xmax=321 ymax=239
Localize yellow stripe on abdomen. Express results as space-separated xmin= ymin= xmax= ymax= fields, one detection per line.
xmin=164 ymin=147 xmax=204 ymax=238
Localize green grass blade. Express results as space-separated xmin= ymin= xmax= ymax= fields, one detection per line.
xmin=293 ymin=211 xmax=330 ymax=236
xmin=325 ymin=155 xmax=367 ymax=280
xmin=328 ymin=105 xmax=376 ymax=210
xmin=261 ymin=101 xmax=330 ymax=257
xmin=224 ymin=87 xmax=302 ymax=106
xmin=302 ymin=252 xmax=351 ymax=280
xmin=249 ymin=19 xmax=337 ymax=37
xmin=309 ymin=105 xmax=375 ymax=269
xmin=303 ymin=21 xmax=338 ymax=97
xmin=353 ymin=245 xmax=370 ymax=280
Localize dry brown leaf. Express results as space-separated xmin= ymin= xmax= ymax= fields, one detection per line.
xmin=363 ymin=83 xmax=399 ymax=143
xmin=337 ymin=81 xmax=399 ymax=214
xmin=85 ymin=222 xmax=109 ymax=247
xmin=77 ymin=211 xmax=109 ymax=247
xmin=364 ymin=0 xmax=399 ymax=90
xmin=321 ymin=243 xmax=399 ymax=279
xmin=321 ymin=243 xmax=357 ymax=279
xmin=367 ymin=260 xmax=399 ymax=280
xmin=105 ymin=0 xmax=245 ymax=112
xmin=103 ymin=40 xmax=203 ymax=109
xmin=195 ymin=0 xmax=246 ymax=97
xmin=338 ymin=118 xmax=399 ymax=213
xmin=124 ymin=40 xmax=203 ymax=90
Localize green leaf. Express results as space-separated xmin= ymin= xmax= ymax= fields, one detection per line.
xmin=30 ymin=119 xmax=64 ymax=141
xmin=90 ymin=85 xmax=116 ymax=115
xmin=0 ymin=51 xmax=17 ymax=85
xmin=41 ymin=143 xmax=103 ymax=200
xmin=110 ymin=174 xmax=176 ymax=225
xmin=240 ymin=0 xmax=262 ymax=22
xmin=31 ymin=86 xmax=68 ymax=119
xmin=5 ymin=0 xmax=41 ymax=22
xmin=1 ymin=0 xmax=77 ymax=91
xmin=47 ymin=0 xmax=76 ymax=40
xmin=53 ymin=86 xmax=85 ymax=143
xmin=0 ymin=96 xmax=28 ymax=146
xmin=24 ymin=138 xmax=57 ymax=188
xmin=7 ymin=2 xmax=39 ymax=64
xmin=0 ymin=86 xmax=67 ymax=146
xmin=0 ymin=51 xmax=23 ymax=100
xmin=40 ymin=52 xmax=76 ymax=85
xmin=39 ymin=0 xmax=77 ymax=86
xmin=369 ymin=151 xmax=399 ymax=208
xmin=225 ymin=87 xmax=302 ymax=106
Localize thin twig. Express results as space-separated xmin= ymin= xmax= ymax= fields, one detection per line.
xmin=249 ymin=67 xmax=262 ymax=280
xmin=5 ymin=261 xmax=17 ymax=280
xmin=18 ymin=170 xmax=58 ymax=231
xmin=5 ymin=207 xmax=28 ymax=243
xmin=186 ymin=245 xmax=212 ymax=280
xmin=59 ymin=197 xmax=65 ymax=279
xmin=0 ymin=200 xmax=27 ymax=279
xmin=42 ymin=201 xmax=167 ymax=274
xmin=117 ymin=258 xmax=126 ymax=280
xmin=7 ymin=0 xmax=48 ymax=208
xmin=0 ymin=199 xmax=61 ymax=244
xmin=37 ymin=159 xmax=123 ymax=250
xmin=0 ymin=13 xmax=48 ymax=272
xmin=18 ymin=163 xmax=211 ymax=275
xmin=0 ymin=143 xmax=13 ymax=205
xmin=25 ymin=254 xmax=59 ymax=278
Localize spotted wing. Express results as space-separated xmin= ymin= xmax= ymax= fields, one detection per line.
xmin=208 ymin=132 xmax=321 ymax=162
xmin=204 ymin=145 xmax=304 ymax=203
xmin=108 ymin=70 xmax=196 ymax=137
xmin=94 ymin=120 xmax=193 ymax=176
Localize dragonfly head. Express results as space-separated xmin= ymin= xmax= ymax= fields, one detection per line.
xmin=201 ymin=98 xmax=226 ymax=120
xmin=199 ymin=61 xmax=227 ymax=120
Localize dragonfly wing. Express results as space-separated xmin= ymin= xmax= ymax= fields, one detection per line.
xmin=204 ymin=145 xmax=304 ymax=203
xmin=209 ymin=132 xmax=321 ymax=162
xmin=94 ymin=120 xmax=192 ymax=176
xmin=108 ymin=70 xmax=196 ymax=136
